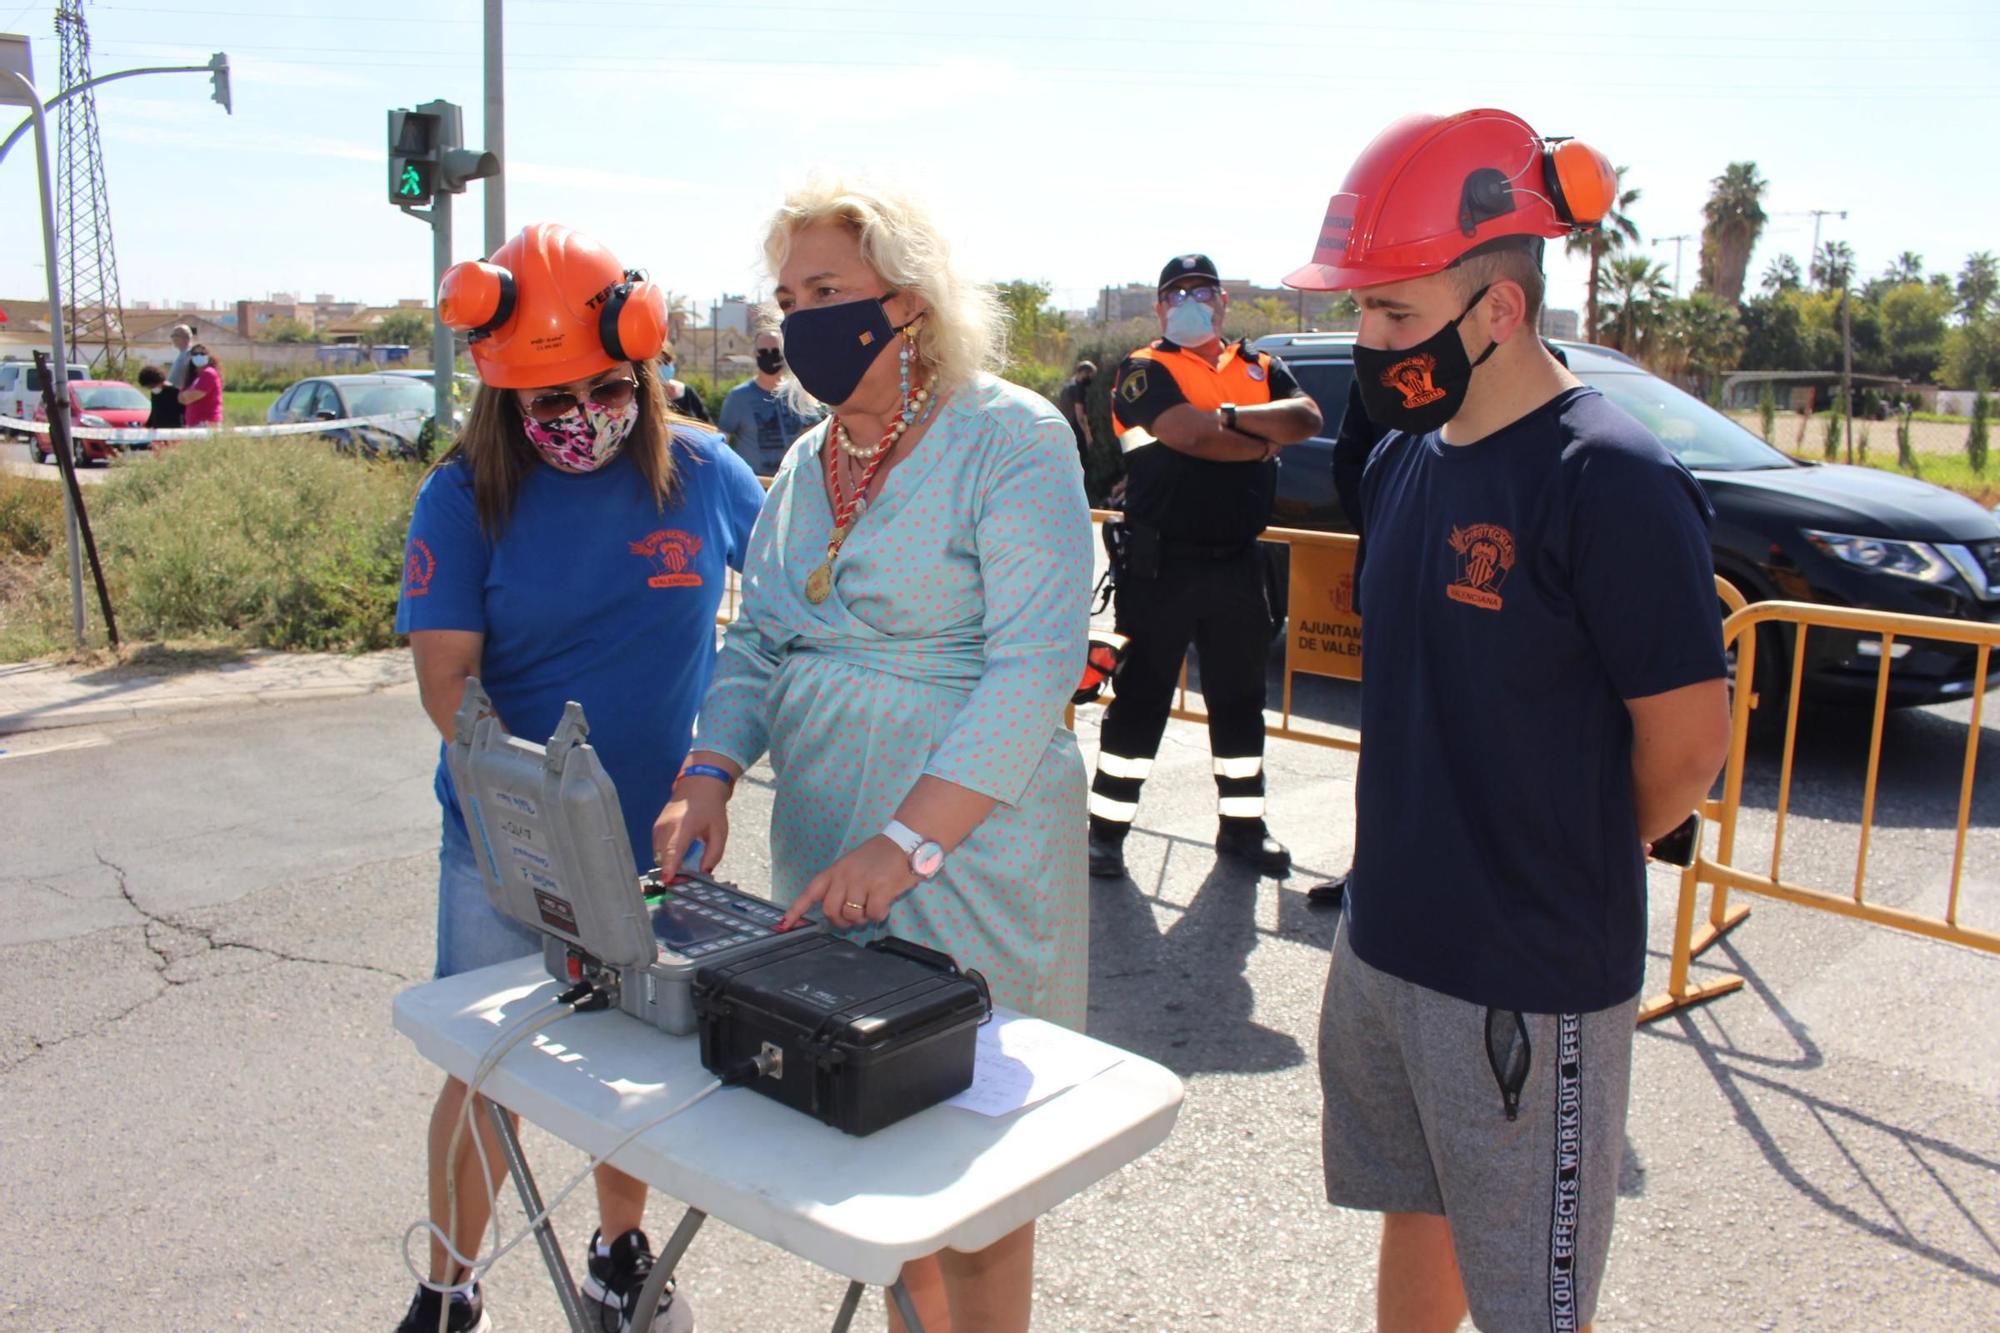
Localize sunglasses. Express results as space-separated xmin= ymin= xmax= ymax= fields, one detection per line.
xmin=523 ymin=377 xmax=638 ymax=424
xmin=1161 ymin=285 xmax=1220 ymax=307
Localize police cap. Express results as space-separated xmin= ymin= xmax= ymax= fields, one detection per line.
xmin=1157 ymin=252 xmax=1220 ymax=295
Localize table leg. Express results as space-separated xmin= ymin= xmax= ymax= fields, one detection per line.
xmin=887 ymin=1278 xmax=927 ymax=1333
xmin=483 ymin=1096 xmax=590 ymax=1333
xmin=629 ymin=1205 xmax=706 ymax=1330
xmin=829 ymin=1280 xmax=865 ymax=1333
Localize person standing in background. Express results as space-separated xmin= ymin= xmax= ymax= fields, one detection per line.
xmin=717 ymin=327 xmax=821 ymax=475
xmin=657 ymin=342 xmax=711 ymax=424
xmin=177 ymin=345 xmax=224 ymax=428
xmin=1055 ymin=359 xmax=1096 ymax=467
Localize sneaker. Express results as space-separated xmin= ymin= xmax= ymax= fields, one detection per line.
xmin=583 ymin=1228 xmax=695 ymax=1333
xmin=1087 ymin=828 xmax=1128 ymax=879
xmin=394 ymin=1282 xmax=490 ymax=1333
xmin=1215 ymin=820 xmax=1292 ymax=877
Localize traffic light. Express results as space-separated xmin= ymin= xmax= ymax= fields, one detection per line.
xmin=388 ymin=107 xmax=442 ymax=207
xmin=207 ymin=52 xmax=232 ymax=115
xmin=388 ymin=101 xmax=497 ymax=209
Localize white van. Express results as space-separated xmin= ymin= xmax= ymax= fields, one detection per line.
xmin=0 ymin=359 xmax=89 ymax=433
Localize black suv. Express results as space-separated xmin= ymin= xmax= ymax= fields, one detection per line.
xmin=1255 ymin=332 xmax=2000 ymax=708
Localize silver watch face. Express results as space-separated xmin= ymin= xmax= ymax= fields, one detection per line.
xmin=912 ymin=841 xmax=946 ymax=879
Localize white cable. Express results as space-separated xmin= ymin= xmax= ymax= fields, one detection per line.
xmin=399 ymin=994 xmax=574 ymax=1326
xmin=404 ymin=1076 xmax=728 ymax=1299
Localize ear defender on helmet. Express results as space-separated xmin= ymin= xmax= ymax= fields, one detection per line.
xmin=597 ymin=272 xmax=669 ymax=363
xmin=1542 ymin=138 xmax=1617 ymax=228
xmin=437 ymin=260 xmax=517 ymax=341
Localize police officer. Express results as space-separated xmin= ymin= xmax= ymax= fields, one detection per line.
xmin=1088 ymin=253 xmax=1322 ymax=879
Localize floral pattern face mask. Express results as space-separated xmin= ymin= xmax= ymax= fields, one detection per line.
xmin=521 ymin=398 xmax=639 ymax=472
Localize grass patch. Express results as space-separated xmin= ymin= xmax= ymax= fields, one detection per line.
xmin=4 ymin=432 xmax=424 ymax=660
xmin=224 ymin=389 xmax=281 ymax=427
xmin=0 ymin=471 xmax=64 ymax=557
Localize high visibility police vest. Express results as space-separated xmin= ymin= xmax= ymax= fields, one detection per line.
xmin=1111 ymin=339 xmax=1288 ymax=547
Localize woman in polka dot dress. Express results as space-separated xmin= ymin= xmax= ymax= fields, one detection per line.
xmin=653 ymin=181 xmax=1090 ymax=1332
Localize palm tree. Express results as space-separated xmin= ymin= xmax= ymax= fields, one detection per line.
xmin=1600 ymin=255 xmax=1672 ymax=355
xmin=1697 ymin=161 xmax=1768 ymax=307
xmin=1958 ymin=251 xmax=1999 ymax=321
xmin=1761 ymin=254 xmax=1803 ymax=295
xmin=1885 ymin=251 xmax=1924 ymax=286
xmin=1811 ymin=240 xmax=1856 ymax=292
xmin=1564 ymin=165 xmax=1640 ymax=344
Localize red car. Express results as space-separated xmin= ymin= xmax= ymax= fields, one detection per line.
xmin=33 ymin=379 xmax=152 ymax=464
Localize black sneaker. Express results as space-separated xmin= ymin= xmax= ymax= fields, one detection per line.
xmin=583 ymin=1228 xmax=694 ymax=1333
xmin=1087 ymin=828 xmax=1128 ymax=879
xmin=394 ymin=1282 xmax=489 ymax=1333
xmin=1215 ymin=820 xmax=1292 ymax=877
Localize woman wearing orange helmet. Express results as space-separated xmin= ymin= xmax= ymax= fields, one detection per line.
xmin=392 ymin=223 xmax=765 ymax=1333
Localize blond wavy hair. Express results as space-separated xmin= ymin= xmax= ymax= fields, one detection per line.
xmin=761 ymin=179 xmax=1007 ymax=407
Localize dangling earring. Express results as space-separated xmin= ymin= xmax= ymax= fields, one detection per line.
xmin=898 ymin=335 xmax=912 ymax=416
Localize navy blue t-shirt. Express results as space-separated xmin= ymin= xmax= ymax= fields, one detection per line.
xmin=1349 ymin=387 xmax=1725 ymax=1013
xmin=395 ymin=430 xmax=766 ymax=871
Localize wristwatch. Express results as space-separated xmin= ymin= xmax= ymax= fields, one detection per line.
xmin=883 ymin=819 xmax=946 ymax=880
xmin=1220 ymin=402 xmax=1239 ymax=432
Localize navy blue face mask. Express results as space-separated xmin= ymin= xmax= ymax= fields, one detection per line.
xmin=780 ymin=296 xmax=911 ymax=406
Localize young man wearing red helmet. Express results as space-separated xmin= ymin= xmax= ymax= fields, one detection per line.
xmin=1285 ymin=111 xmax=1731 ymax=1332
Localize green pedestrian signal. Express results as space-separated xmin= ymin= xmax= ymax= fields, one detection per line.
xmin=386 ymin=108 xmax=442 ymax=207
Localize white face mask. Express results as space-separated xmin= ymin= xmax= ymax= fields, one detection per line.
xmin=191 ymin=355 xmax=211 ymax=368
xmin=1164 ymin=301 xmax=1216 ymax=346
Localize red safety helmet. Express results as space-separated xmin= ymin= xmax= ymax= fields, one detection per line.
xmin=1283 ymin=109 xmax=1617 ymax=292
xmin=437 ymin=222 xmax=669 ymax=389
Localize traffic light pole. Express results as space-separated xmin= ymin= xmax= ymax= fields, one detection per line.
xmin=401 ymin=193 xmax=455 ymax=431
xmin=1 ymin=65 xmax=84 ymax=645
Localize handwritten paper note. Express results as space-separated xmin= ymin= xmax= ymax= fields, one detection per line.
xmin=944 ymin=1015 xmax=1123 ymax=1118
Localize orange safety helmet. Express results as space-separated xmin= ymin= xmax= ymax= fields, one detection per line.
xmin=437 ymin=222 xmax=670 ymax=389
xmin=1284 ymin=109 xmax=1617 ymax=292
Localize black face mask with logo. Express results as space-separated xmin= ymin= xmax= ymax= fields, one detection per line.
xmin=780 ymin=295 xmax=919 ymax=406
xmin=755 ymin=348 xmax=786 ymax=375
xmin=1350 ymin=284 xmax=1496 ymax=435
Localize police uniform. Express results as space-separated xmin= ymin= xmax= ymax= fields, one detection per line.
xmin=1089 ymin=312 xmax=1305 ymax=869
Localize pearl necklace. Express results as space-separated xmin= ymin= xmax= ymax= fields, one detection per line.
xmin=833 ymin=379 xmax=934 ymax=460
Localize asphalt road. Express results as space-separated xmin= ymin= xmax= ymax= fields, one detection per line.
xmin=1 ymin=684 xmax=1995 ymax=1330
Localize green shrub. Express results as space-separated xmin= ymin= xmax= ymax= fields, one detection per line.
xmin=1822 ymin=396 xmax=1843 ymax=460
xmin=1756 ymin=381 xmax=1776 ymax=443
xmin=25 ymin=433 xmax=424 ymax=651
xmin=1857 ymin=423 xmax=1870 ymax=463
xmin=0 ymin=473 xmax=63 ymax=557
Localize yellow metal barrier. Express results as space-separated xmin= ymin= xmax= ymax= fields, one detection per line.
xmin=1639 ymin=599 xmax=2000 ymax=1023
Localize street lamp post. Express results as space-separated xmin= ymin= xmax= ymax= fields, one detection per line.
xmin=1 ymin=34 xmax=231 ymax=647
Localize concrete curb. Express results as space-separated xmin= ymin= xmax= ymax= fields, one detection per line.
xmin=0 ymin=651 xmax=415 ymax=737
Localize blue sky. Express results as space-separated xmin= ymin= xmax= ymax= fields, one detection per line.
xmin=1 ymin=0 xmax=1995 ymax=321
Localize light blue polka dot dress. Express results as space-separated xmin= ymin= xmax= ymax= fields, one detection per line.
xmin=693 ymin=374 xmax=1093 ymax=1029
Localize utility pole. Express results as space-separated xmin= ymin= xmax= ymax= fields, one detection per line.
xmin=710 ymin=299 xmax=720 ymax=382
xmin=482 ymin=0 xmax=504 ymax=257
xmin=1840 ymin=290 xmax=1854 ymax=465
xmin=1653 ymin=234 xmax=1692 ymax=298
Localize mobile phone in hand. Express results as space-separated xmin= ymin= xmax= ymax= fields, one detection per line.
xmin=1649 ymin=814 xmax=1700 ymax=867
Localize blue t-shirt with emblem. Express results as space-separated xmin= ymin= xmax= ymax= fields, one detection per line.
xmin=395 ymin=430 xmax=766 ymax=870
xmin=1350 ymin=386 xmax=1725 ymax=1014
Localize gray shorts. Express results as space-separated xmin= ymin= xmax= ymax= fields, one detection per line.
xmin=1318 ymin=917 xmax=1636 ymax=1333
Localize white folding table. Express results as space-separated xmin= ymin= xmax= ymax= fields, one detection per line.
xmin=393 ymin=957 xmax=1184 ymax=1332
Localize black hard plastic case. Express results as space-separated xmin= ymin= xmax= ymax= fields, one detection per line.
xmin=693 ymin=934 xmax=990 ymax=1136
